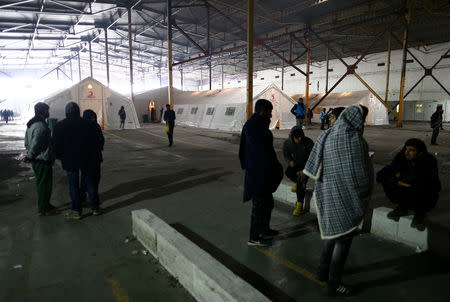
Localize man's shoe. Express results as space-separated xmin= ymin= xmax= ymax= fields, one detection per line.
xmin=92 ymin=209 xmax=103 ymax=216
xmin=387 ymin=206 xmax=408 ymax=221
xmin=326 ymin=283 xmax=353 ymax=296
xmin=411 ymin=214 xmax=426 ymax=231
xmin=290 ymin=184 xmax=297 ymax=192
xmin=293 ymin=201 xmax=305 ymax=216
xmin=247 ymin=238 xmax=272 ymax=247
xmin=64 ymin=211 xmax=81 ymax=220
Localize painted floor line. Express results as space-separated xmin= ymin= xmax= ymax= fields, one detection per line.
xmin=107 ymin=279 xmax=130 ymax=302
xmin=106 ymin=131 xmax=185 ymax=161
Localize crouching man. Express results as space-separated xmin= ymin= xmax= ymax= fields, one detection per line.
xmin=377 ymin=138 xmax=441 ymax=230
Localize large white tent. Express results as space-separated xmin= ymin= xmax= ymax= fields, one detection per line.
xmin=37 ymin=77 xmax=139 ymax=129
xmin=134 ymin=87 xmax=183 ymax=123
xmin=291 ymin=91 xmax=389 ymax=126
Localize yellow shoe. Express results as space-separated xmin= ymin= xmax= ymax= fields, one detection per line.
xmin=293 ymin=201 xmax=304 ymax=216
xmin=291 ymin=184 xmax=297 ymax=192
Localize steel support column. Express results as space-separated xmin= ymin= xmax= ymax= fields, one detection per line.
xmin=305 ymin=29 xmax=310 ymax=122
xmin=77 ymin=52 xmax=81 ymax=81
xmin=246 ymin=0 xmax=254 ymax=119
xmin=128 ymin=7 xmax=135 ymax=104
xmin=89 ymin=41 xmax=93 ymax=78
xmin=397 ymin=1 xmax=411 ymax=127
xmin=209 ymin=61 xmax=212 ymax=90
xmin=180 ymin=67 xmax=184 ymax=91
xmin=281 ymin=57 xmax=285 ymax=90
xmin=105 ymin=29 xmax=110 ymax=87
xmin=69 ymin=58 xmax=73 ymax=82
xmin=385 ymin=32 xmax=392 ymax=103
xmin=325 ymin=47 xmax=329 ymax=93
xmin=221 ymin=64 xmax=224 ymax=89
xmin=167 ymin=0 xmax=174 ymax=108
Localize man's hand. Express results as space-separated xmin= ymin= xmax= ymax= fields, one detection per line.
xmin=397 ymin=181 xmax=411 ymax=188
xmin=290 ymin=161 xmax=295 ymax=167
xmin=297 ymin=171 xmax=308 ymax=182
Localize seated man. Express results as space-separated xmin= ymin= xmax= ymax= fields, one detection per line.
xmin=283 ymin=127 xmax=314 ymax=215
xmin=376 ymin=138 xmax=441 ymax=230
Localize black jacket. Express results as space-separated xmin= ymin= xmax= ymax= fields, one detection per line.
xmin=164 ymin=109 xmax=176 ymax=124
xmin=282 ymin=126 xmax=314 ymax=170
xmin=239 ymin=113 xmax=283 ymax=201
xmin=53 ymin=115 xmax=96 ymax=172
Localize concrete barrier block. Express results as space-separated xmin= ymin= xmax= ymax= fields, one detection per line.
xmin=273 ymin=183 xmax=287 ymax=204
xmin=398 ymin=215 xmax=428 ymax=251
xmin=132 ymin=209 xmax=270 ymax=302
xmin=370 ymin=207 xmax=399 ymax=241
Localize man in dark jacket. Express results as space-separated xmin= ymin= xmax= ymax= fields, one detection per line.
xmin=377 ymin=138 xmax=441 ymax=230
xmin=239 ymin=99 xmax=283 ymax=246
xmin=290 ymin=98 xmax=306 ymax=129
xmin=24 ymin=102 xmax=58 ymax=216
xmin=163 ymin=104 xmax=176 ymax=147
xmin=118 ymin=106 xmax=126 ymax=129
xmin=53 ymin=102 xmax=97 ymax=219
xmin=80 ymin=109 xmax=104 ymax=214
xmin=430 ymin=105 xmax=443 ymax=145
xmin=283 ymin=126 xmax=314 ymax=215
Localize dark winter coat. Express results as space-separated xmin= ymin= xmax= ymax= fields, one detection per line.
xmin=282 ymin=126 xmax=314 ymax=170
xmin=430 ymin=111 xmax=442 ymax=129
xmin=118 ymin=108 xmax=126 ymax=120
xmin=53 ymin=110 xmax=96 ymax=172
xmin=239 ymin=113 xmax=283 ymax=202
xmin=164 ymin=109 xmax=176 ymax=125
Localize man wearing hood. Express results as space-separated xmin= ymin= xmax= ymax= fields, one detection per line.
xmin=303 ymin=105 xmax=373 ymax=296
xmin=239 ymin=99 xmax=283 ymax=246
xmin=53 ymin=102 xmax=98 ymax=219
xmin=282 ymin=126 xmax=314 ymax=215
xmin=24 ymin=102 xmax=58 ymax=216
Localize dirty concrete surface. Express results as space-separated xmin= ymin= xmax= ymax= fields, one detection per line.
xmin=0 ymin=120 xmax=449 ymax=302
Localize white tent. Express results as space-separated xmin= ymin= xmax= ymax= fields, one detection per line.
xmin=290 ymin=91 xmax=389 ymax=126
xmin=39 ymin=77 xmax=139 ymax=129
xmin=134 ymin=87 xmax=183 ymax=123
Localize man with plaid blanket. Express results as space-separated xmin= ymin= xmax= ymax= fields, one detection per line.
xmin=303 ymin=105 xmax=373 ymax=296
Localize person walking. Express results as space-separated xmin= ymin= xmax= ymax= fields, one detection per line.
xmin=53 ymin=102 xmax=98 ymax=219
xmin=303 ymin=105 xmax=373 ymax=296
xmin=283 ymin=127 xmax=314 ymax=216
xmin=118 ymin=106 xmax=126 ymax=129
xmin=430 ymin=105 xmax=444 ymax=145
xmin=80 ymin=109 xmax=104 ymax=214
xmin=239 ymin=99 xmax=283 ymax=246
xmin=307 ymin=108 xmax=313 ymax=125
xmin=376 ymin=138 xmax=440 ymax=230
xmin=290 ymin=98 xmax=306 ymax=129
xmin=24 ymin=102 xmax=58 ymax=216
xmin=163 ymin=104 xmax=176 ymax=147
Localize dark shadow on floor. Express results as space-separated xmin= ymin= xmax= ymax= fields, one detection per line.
xmin=101 ymin=170 xmax=233 ymax=214
xmin=274 ymin=219 xmax=318 ymax=242
xmin=171 ymin=223 xmax=296 ymax=302
xmin=346 ymin=251 xmax=450 ymax=292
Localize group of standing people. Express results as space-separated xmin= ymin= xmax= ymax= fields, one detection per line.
xmin=240 ymin=99 xmax=441 ymax=296
xmin=1 ymin=109 xmax=14 ymax=123
xmin=24 ymin=102 xmax=104 ymax=219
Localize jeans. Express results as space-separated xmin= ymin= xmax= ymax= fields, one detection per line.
xmin=80 ymin=165 xmax=100 ymax=211
xmin=249 ymin=194 xmax=274 ymax=240
xmin=167 ymin=122 xmax=174 ymax=145
xmin=317 ymin=232 xmax=354 ymax=284
xmin=285 ymin=165 xmax=308 ymax=202
xmin=431 ymin=127 xmax=439 ymax=144
xmin=296 ymin=118 xmax=304 ymax=129
xmin=66 ymin=170 xmax=82 ymax=214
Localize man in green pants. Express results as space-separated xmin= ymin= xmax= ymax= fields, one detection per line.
xmin=24 ymin=102 xmax=58 ymax=216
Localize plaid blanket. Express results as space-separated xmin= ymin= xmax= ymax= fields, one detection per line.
xmin=304 ymin=105 xmax=373 ymax=239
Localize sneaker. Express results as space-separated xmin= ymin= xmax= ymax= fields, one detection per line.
xmin=387 ymin=206 xmax=408 ymax=221
xmin=247 ymin=238 xmax=272 ymax=247
xmin=411 ymin=214 xmax=426 ymax=231
xmin=326 ymin=283 xmax=353 ymax=296
xmin=92 ymin=209 xmax=102 ymax=216
xmin=64 ymin=211 xmax=81 ymax=220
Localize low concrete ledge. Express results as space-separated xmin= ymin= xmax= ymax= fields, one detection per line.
xmin=132 ymin=209 xmax=270 ymax=302
xmin=273 ymin=180 xmax=316 ymax=213
xmin=371 ymin=207 xmax=428 ymax=251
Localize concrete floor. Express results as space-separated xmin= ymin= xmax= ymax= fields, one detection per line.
xmin=1 ymin=120 xmax=449 ymax=302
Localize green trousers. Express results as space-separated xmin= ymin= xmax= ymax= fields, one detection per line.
xmin=32 ymin=162 xmax=53 ymax=213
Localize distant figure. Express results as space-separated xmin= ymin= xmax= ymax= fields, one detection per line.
xmin=24 ymin=102 xmax=58 ymax=216
xmin=430 ymin=105 xmax=444 ymax=145
xmin=377 ymin=138 xmax=440 ymax=230
xmin=80 ymin=109 xmax=104 ymax=214
xmin=163 ymin=104 xmax=176 ymax=146
xmin=160 ymin=107 xmax=164 ymax=122
xmin=118 ymin=106 xmax=126 ymax=129
xmin=53 ymin=102 xmax=98 ymax=220
xmin=290 ymin=98 xmax=306 ymax=129
xmin=304 ymin=105 xmax=372 ymax=296
xmin=307 ymin=108 xmax=313 ymax=125
xmin=326 ymin=108 xmax=333 ymax=128
xmin=239 ymin=99 xmax=283 ymax=247
xmin=319 ymin=108 xmax=327 ymax=130
xmin=328 ymin=107 xmax=346 ymax=127
xmin=150 ymin=107 xmax=156 ymax=122
xmin=283 ymin=127 xmax=314 ymax=216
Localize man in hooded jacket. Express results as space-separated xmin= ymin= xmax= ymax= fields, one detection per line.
xmin=53 ymin=102 xmax=98 ymax=219
xmin=24 ymin=102 xmax=58 ymax=216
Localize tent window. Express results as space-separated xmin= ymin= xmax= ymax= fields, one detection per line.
xmin=225 ymin=107 xmax=236 ymax=116
xmin=260 ymin=77 xmax=264 ymax=80
xmin=191 ymin=107 xmax=198 ymax=114
xmin=206 ymin=107 xmax=215 ymax=115
xmin=290 ymin=73 xmax=295 ymax=76
xmin=275 ymin=75 xmax=280 ymax=78
xmin=416 ymin=104 xmax=423 ymax=113
xmin=177 ymin=108 xmax=184 ymax=114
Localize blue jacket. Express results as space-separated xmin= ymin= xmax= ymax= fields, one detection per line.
xmin=291 ymin=103 xmax=305 ymax=119
xmin=239 ymin=113 xmax=283 ymax=202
